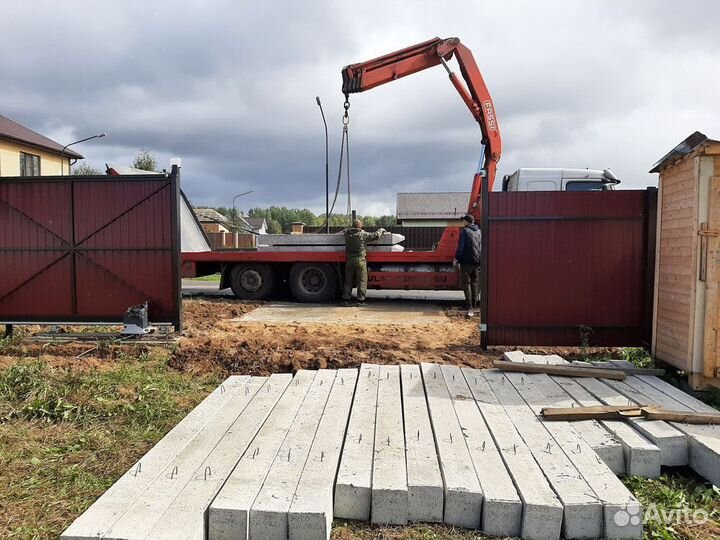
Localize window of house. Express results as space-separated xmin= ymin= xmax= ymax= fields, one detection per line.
xmin=19 ymin=152 xmax=41 ymax=176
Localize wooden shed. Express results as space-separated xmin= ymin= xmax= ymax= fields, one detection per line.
xmin=651 ymin=132 xmax=720 ymax=389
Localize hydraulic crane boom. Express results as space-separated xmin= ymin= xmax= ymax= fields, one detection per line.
xmin=342 ymin=37 xmax=501 ymax=220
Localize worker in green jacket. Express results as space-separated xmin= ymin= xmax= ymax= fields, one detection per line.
xmin=342 ymin=219 xmax=386 ymax=305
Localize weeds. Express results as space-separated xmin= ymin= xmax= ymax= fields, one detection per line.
xmin=622 ymin=347 xmax=654 ymax=368
xmin=623 ymin=471 xmax=720 ymax=539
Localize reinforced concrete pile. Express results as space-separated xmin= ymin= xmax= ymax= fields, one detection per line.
xmin=61 ymin=354 xmax=720 ymax=540
xmin=256 ymin=232 xmax=406 ymax=252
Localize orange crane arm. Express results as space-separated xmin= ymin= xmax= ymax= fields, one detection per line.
xmin=342 ymin=37 xmax=501 ymax=219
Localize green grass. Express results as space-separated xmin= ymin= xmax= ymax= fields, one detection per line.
xmin=189 ymin=273 xmax=221 ymax=282
xmin=0 ymin=355 xmax=221 ymax=539
xmin=623 ymin=472 xmax=720 ymax=539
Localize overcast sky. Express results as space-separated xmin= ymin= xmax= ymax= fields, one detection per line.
xmin=2 ymin=0 xmax=719 ymax=216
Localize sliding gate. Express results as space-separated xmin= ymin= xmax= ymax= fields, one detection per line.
xmin=481 ymin=189 xmax=657 ymax=347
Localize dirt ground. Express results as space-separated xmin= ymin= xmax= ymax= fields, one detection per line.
xmin=170 ymin=297 xmax=503 ymax=375
xmin=2 ymin=296 xmax=618 ymax=375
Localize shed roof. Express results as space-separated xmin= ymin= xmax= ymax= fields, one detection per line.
xmin=650 ymin=131 xmax=720 ymax=173
xmin=397 ymin=192 xmax=470 ymax=220
xmin=0 ymin=114 xmax=84 ymax=159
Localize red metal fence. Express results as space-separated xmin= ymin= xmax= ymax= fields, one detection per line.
xmin=481 ymin=189 xmax=657 ymax=347
xmin=0 ymin=169 xmax=181 ymax=328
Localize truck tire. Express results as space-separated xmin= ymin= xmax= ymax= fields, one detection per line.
xmin=230 ymin=263 xmax=275 ymax=300
xmin=289 ymin=263 xmax=337 ymax=303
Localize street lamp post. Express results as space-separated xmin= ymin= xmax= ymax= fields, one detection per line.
xmin=61 ymin=132 xmax=106 ymax=175
xmin=232 ymin=190 xmax=254 ymax=230
xmin=316 ymin=97 xmax=329 ymax=233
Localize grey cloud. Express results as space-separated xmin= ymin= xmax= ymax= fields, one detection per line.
xmin=1 ymin=0 xmax=719 ymax=215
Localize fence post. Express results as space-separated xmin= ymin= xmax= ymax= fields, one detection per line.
xmin=479 ymin=179 xmax=490 ymax=349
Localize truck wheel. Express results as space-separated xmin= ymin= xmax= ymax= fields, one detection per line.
xmin=289 ymin=263 xmax=337 ymax=303
xmin=230 ymin=263 xmax=275 ymax=300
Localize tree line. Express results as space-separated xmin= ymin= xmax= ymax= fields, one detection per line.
xmin=213 ymin=206 xmax=396 ymax=234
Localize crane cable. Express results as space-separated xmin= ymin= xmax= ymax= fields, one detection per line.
xmin=316 ymin=95 xmax=352 ymax=232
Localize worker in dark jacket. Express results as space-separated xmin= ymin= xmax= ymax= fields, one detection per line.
xmin=454 ymin=214 xmax=482 ymax=316
xmin=343 ymin=219 xmax=386 ymax=305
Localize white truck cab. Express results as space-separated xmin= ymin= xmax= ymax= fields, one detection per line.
xmin=501 ymin=168 xmax=621 ymax=192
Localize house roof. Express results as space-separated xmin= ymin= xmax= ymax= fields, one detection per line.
xmin=194 ymin=208 xmax=230 ymax=224
xmin=649 ymin=131 xmax=720 ymax=173
xmin=397 ymin=192 xmax=470 ymax=220
xmin=245 ymin=217 xmax=267 ymax=228
xmin=0 ymin=114 xmax=84 ymax=159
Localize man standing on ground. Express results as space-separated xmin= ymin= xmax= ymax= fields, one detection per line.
xmin=343 ymin=219 xmax=386 ymax=305
xmin=454 ymin=214 xmax=482 ymax=317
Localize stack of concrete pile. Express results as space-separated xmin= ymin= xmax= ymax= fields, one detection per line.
xmin=61 ymin=356 xmax=720 ymax=540
xmin=256 ymin=232 xmax=405 ymax=252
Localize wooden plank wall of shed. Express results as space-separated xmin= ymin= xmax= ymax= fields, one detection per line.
xmin=652 ymin=156 xmax=698 ymax=369
xmin=703 ymin=167 xmax=720 ymax=379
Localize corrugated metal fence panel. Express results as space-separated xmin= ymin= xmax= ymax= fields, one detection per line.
xmin=0 ymin=172 xmax=181 ymax=327
xmin=485 ymin=190 xmax=655 ymax=347
xmin=328 ymin=226 xmax=446 ymax=250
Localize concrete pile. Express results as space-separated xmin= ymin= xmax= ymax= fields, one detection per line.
xmin=61 ymin=356 xmax=720 ymax=540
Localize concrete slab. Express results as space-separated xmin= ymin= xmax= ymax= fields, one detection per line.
xmin=462 ymin=367 xmax=563 ymax=540
xmin=259 ymin=232 xmax=405 ymax=246
xmin=103 ymin=376 xmax=267 ymax=540
xmin=249 ymin=370 xmax=337 ymax=540
xmin=482 ymin=370 xmax=603 ymax=540
xmin=209 ymin=370 xmax=317 ymax=540
xmin=238 ymin=302 xmax=449 ymax=325
xmin=503 ymin=372 xmax=642 ymax=539
xmin=442 ymin=365 xmax=522 ymax=538
xmin=334 ymin=364 xmax=380 ymax=521
xmin=421 ymin=363 xmax=483 ymax=529
xmin=60 ymin=376 xmax=251 ymax=540
xmin=399 ymin=364 xmax=443 ymax=523
xmin=148 ymin=374 xmax=294 ymax=540
xmin=371 ymin=365 xmax=408 ymax=525
xmin=573 ymin=376 xmax=688 ymax=466
xmin=553 ymin=376 xmax=662 ymax=478
xmin=288 ymin=369 xmax=358 ymax=540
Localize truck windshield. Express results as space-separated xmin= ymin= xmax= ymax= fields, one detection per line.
xmin=565 ymin=181 xmax=606 ymax=192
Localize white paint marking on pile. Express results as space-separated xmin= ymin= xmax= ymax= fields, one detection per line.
xmin=60 ymin=376 xmax=250 ymax=540
xmin=442 ymin=365 xmax=522 ymax=538
xmin=208 ymin=370 xmax=317 ymax=540
xmin=334 ymin=364 xmax=380 ymax=521
xmin=483 ymin=369 xmax=603 ymax=540
xmin=103 ymin=377 xmax=267 ymax=540
xmin=421 ymin=363 xmax=483 ymax=529
xmin=463 ymin=367 xmax=563 ymax=540
xmin=289 ymin=368 xmax=358 ymax=540
xmin=399 ymin=364 xmax=443 ymax=523
xmin=370 ymin=365 xmax=408 ymax=525
xmin=249 ymin=370 xmax=337 ymax=540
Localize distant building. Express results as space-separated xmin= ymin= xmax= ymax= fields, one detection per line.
xmin=194 ymin=208 xmax=234 ymax=233
xmin=396 ymin=192 xmax=470 ymax=227
xmin=0 ymin=114 xmax=83 ymax=176
xmin=245 ymin=217 xmax=268 ymax=235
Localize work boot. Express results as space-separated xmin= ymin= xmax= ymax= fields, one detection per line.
xmin=342 ymin=299 xmax=350 ymax=307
